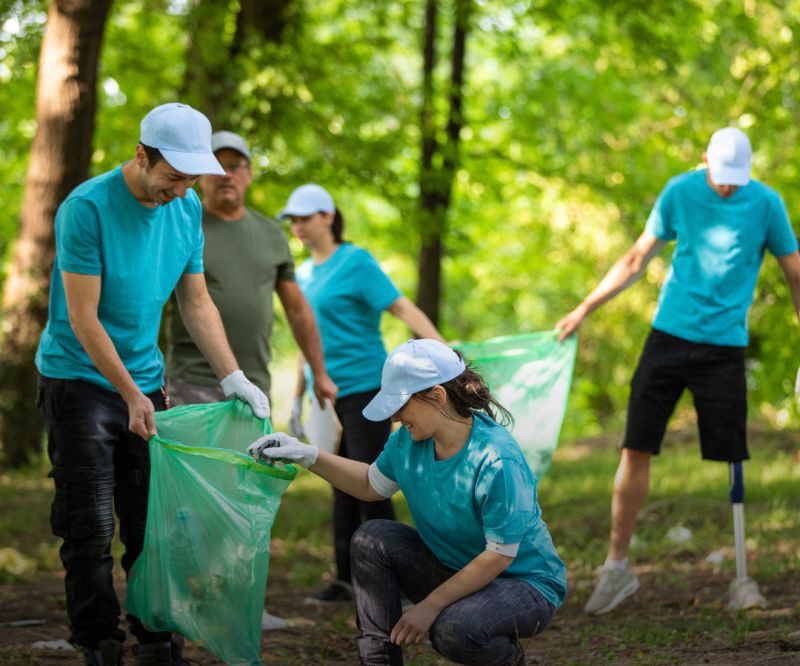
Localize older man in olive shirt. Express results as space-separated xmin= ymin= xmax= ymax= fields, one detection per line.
xmin=168 ymin=131 xmax=335 ymax=405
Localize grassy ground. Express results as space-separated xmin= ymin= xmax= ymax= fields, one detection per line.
xmin=0 ymin=421 xmax=798 ymax=665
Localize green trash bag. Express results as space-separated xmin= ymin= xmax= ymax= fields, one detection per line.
xmin=456 ymin=331 xmax=577 ymax=477
xmin=126 ymin=400 xmax=296 ymax=666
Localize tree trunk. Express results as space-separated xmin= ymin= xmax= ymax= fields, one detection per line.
xmin=181 ymin=0 xmax=294 ymax=126
xmin=0 ymin=0 xmax=112 ymax=468
xmin=415 ymin=0 xmax=471 ymax=328
xmin=166 ymin=0 xmax=295 ymax=350
xmin=235 ymin=0 xmax=296 ymax=46
xmin=416 ymin=0 xmax=441 ymax=324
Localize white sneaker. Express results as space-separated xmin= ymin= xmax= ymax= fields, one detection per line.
xmin=261 ymin=609 xmax=288 ymax=630
xmin=728 ymin=576 xmax=766 ymax=610
xmin=583 ymin=566 xmax=639 ymax=615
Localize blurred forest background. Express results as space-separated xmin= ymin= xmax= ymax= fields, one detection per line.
xmin=1 ymin=0 xmax=799 ymax=469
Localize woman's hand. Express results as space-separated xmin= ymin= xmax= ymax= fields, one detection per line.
xmin=247 ymin=432 xmax=318 ymax=468
xmin=389 ymin=550 xmax=514 ymax=647
xmin=389 ymin=600 xmax=442 ymax=646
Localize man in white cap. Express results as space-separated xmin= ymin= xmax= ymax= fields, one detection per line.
xmin=557 ymin=127 xmax=800 ymax=615
xmin=35 ymin=104 xmax=270 ymax=666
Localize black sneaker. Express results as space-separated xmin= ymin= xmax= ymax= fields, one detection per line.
xmin=132 ymin=637 xmax=197 ymax=666
xmin=303 ymin=579 xmax=355 ymax=604
xmin=170 ymin=635 xmax=197 ymax=666
xmin=132 ymin=641 xmax=172 ymax=666
xmin=83 ymin=639 xmax=123 ymax=666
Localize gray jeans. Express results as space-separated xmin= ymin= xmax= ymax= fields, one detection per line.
xmin=351 ymin=520 xmax=556 ymax=666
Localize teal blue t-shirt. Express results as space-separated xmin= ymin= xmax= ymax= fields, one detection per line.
xmin=296 ymin=244 xmax=401 ymax=397
xmin=647 ymin=169 xmax=797 ymax=346
xmin=36 ymin=166 xmax=204 ymax=393
xmin=374 ymin=412 xmax=567 ymax=607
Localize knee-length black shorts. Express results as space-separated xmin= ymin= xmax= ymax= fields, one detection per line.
xmin=622 ymin=328 xmax=748 ymax=462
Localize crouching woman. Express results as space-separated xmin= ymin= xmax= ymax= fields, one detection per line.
xmin=248 ymin=339 xmax=566 ymax=666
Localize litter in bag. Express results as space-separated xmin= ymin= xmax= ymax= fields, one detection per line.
xmin=126 ymin=400 xmax=295 ymax=666
xmin=456 ymin=331 xmax=577 ymax=477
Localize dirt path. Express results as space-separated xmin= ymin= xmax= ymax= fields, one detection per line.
xmin=2 ymin=566 xmax=798 ymax=665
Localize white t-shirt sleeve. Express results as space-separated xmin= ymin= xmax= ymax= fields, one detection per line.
xmin=368 ymin=462 xmax=400 ymax=498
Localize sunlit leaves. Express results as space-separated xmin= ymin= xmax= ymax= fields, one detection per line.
xmin=2 ymin=0 xmax=800 ymax=432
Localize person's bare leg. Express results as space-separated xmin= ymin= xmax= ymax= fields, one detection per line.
xmin=584 ymin=448 xmax=652 ymax=614
xmin=608 ymin=448 xmax=652 ymax=560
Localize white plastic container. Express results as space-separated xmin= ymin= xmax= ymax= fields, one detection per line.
xmin=304 ymin=399 xmax=341 ymax=453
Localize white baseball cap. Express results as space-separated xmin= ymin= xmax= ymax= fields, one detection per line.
xmin=706 ymin=127 xmax=751 ymax=186
xmin=278 ymin=183 xmax=335 ymax=219
xmin=140 ymin=103 xmax=225 ymax=176
xmin=362 ymin=339 xmax=466 ymax=422
xmin=211 ymin=130 xmax=252 ymax=161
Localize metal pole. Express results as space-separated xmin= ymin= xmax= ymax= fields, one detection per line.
xmin=729 ymin=462 xmax=746 ymax=580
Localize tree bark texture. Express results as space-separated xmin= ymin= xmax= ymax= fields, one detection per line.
xmin=415 ymin=0 xmax=471 ymax=328
xmin=0 ymin=0 xmax=112 ymax=468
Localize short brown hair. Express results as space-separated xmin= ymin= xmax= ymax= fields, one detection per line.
xmin=140 ymin=143 xmax=164 ymax=168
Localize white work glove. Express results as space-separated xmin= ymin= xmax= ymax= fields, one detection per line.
xmin=247 ymin=432 xmax=318 ymax=469
xmin=220 ymin=370 xmax=270 ymax=418
xmin=289 ymin=396 xmax=305 ymax=438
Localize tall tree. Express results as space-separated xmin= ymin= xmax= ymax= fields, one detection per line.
xmin=180 ymin=0 xmax=296 ymax=126
xmin=0 ymin=0 xmax=112 ymax=468
xmin=415 ymin=0 xmax=471 ymax=327
xmin=162 ymin=0 xmax=296 ymax=351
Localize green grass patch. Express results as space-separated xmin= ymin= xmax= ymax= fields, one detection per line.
xmin=540 ymin=427 xmax=800 ymax=581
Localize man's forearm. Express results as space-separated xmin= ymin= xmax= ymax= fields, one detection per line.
xmin=70 ymin=315 xmax=142 ymax=400
xmin=581 ymin=232 xmax=665 ymax=315
xmin=776 ymin=252 xmax=800 ymax=323
xmin=178 ymin=296 xmax=239 ymax=380
xmin=71 ymin=314 xmax=159 ymax=437
xmin=579 ymin=254 xmax=643 ymax=315
xmin=285 ymin=299 xmax=327 ymax=378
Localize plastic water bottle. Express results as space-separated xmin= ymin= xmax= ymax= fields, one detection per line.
xmin=171 ymin=507 xmax=204 ymax=599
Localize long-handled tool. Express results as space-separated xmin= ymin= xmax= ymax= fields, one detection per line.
xmin=727 ymin=462 xmax=766 ymax=610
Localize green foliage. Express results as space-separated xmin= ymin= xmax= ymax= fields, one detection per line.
xmin=93 ymin=0 xmax=189 ymax=167
xmin=0 ymin=1 xmax=45 ymax=262
xmin=2 ymin=0 xmax=800 ymax=434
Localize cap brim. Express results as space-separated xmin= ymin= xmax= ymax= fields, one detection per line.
xmin=708 ymin=164 xmax=750 ymax=186
xmin=211 ymin=142 xmax=250 ymax=160
xmin=161 ymin=149 xmax=225 ymax=176
xmin=362 ymin=390 xmax=411 ymax=422
xmin=277 ymin=204 xmax=319 ymax=220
